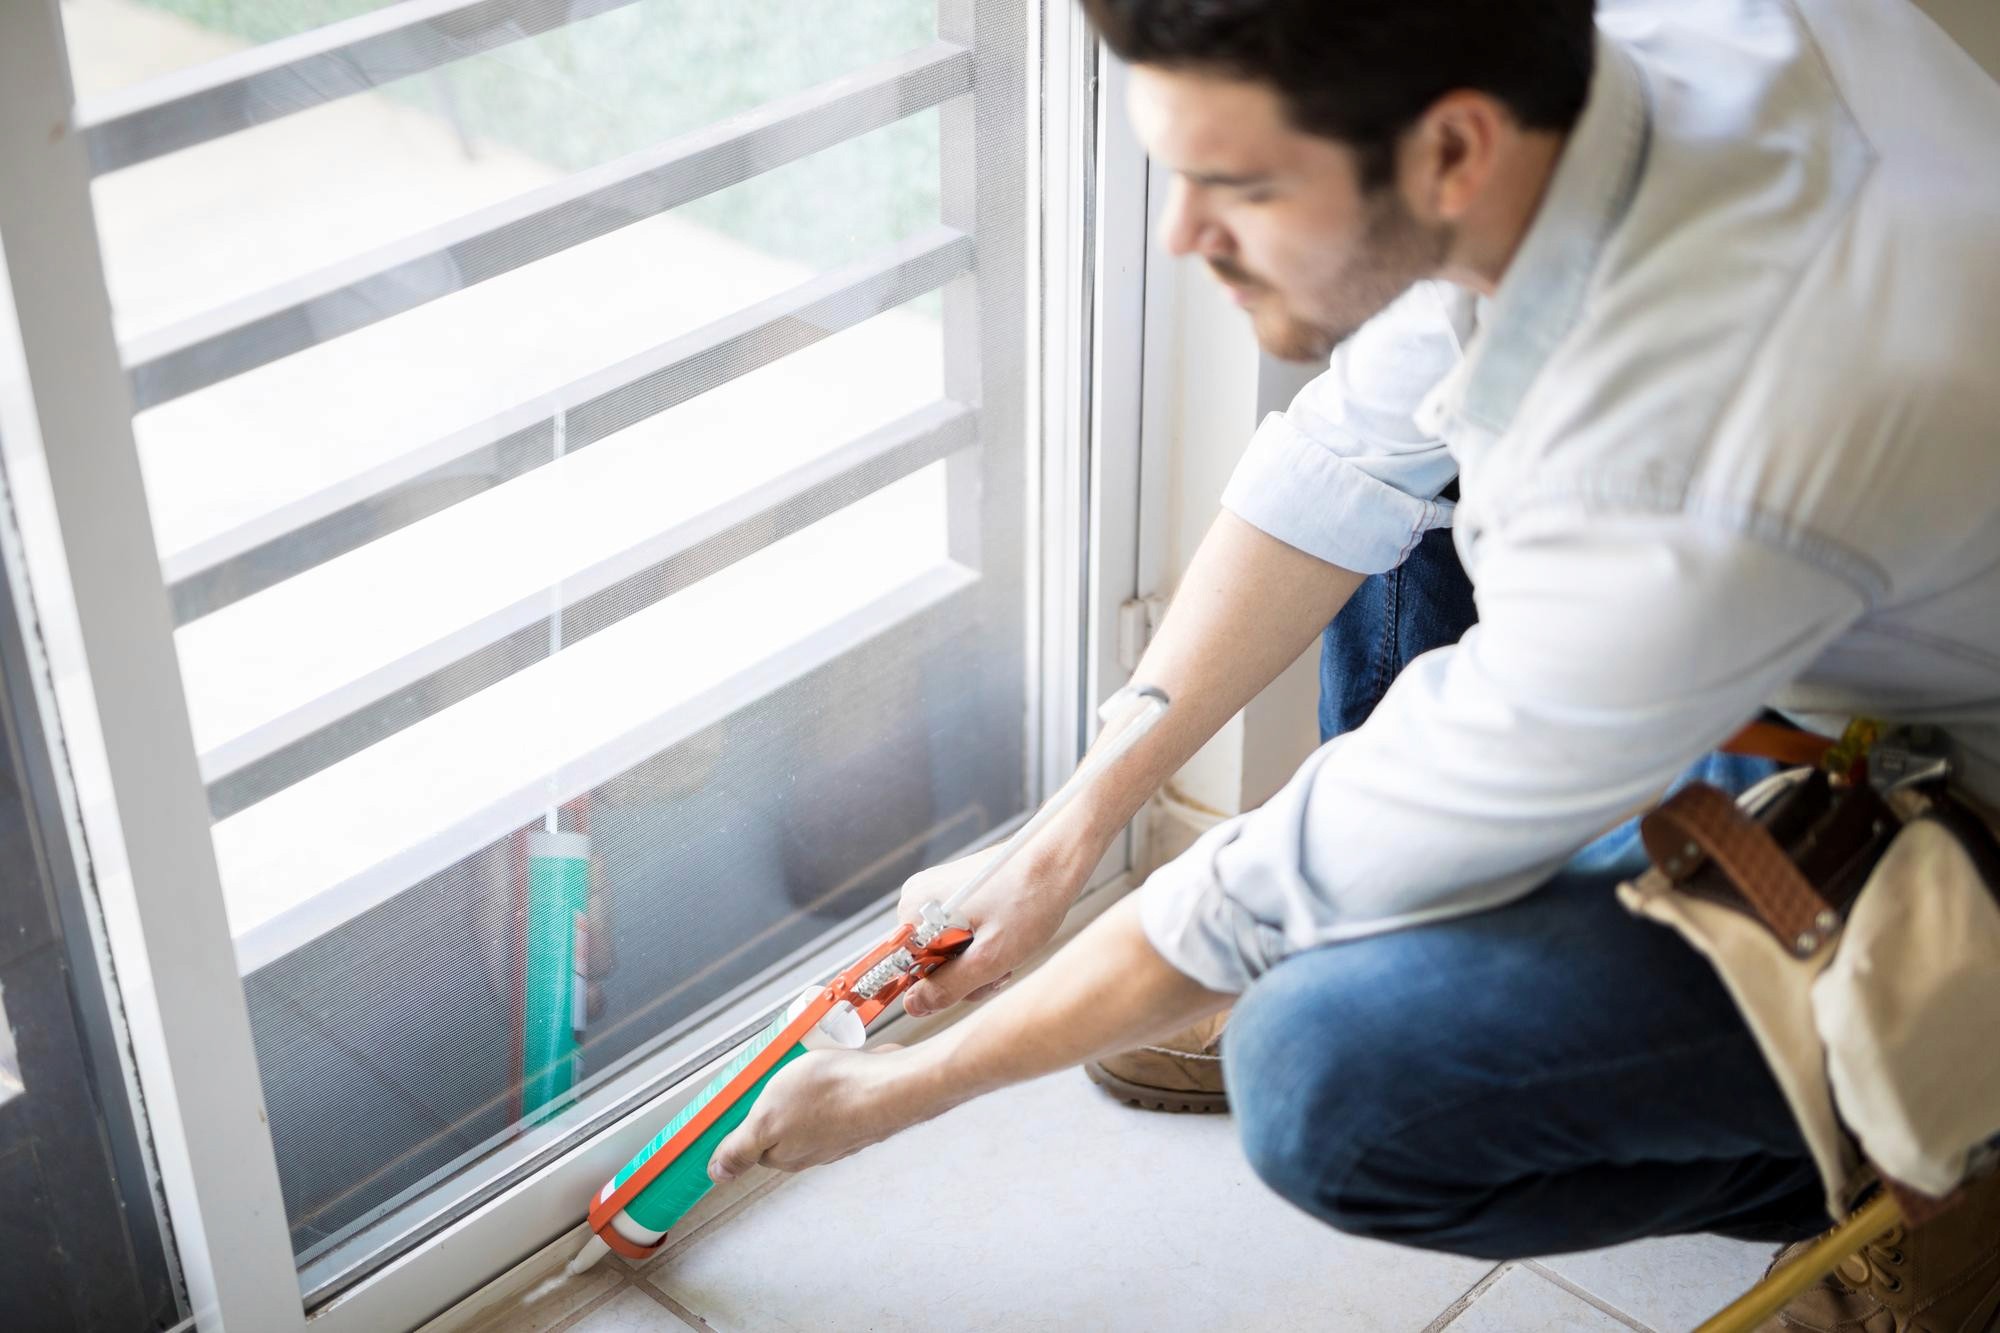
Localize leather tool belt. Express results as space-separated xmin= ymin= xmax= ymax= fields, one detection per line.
xmin=1618 ymin=725 xmax=2000 ymax=1221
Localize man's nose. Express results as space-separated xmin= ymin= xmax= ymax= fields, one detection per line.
xmin=1157 ymin=177 xmax=1224 ymax=259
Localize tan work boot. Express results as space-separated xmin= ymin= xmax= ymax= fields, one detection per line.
xmin=1762 ymin=1170 xmax=2000 ymax=1332
xmin=1082 ymin=1011 xmax=1230 ymax=1113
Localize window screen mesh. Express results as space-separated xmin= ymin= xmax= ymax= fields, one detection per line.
xmin=55 ymin=0 xmax=1033 ymax=1270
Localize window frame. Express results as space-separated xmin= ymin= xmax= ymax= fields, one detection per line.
xmin=0 ymin=2 xmax=304 ymax=1324
xmin=0 ymin=0 xmax=1153 ymax=1326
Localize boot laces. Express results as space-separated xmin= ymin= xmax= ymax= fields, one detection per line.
xmin=1835 ymin=1223 xmax=1909 ymax=1296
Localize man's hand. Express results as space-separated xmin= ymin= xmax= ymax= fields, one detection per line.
xmin=884 ymin=516 xmax=1360 ymax=1019
xmin=894 ymin=843 xmax=1091 ymax=1017
xmin=707 ymin=1042 xmax=952 ymax=1181
xmin=708 ymin=895 xmax=1233 ymax=1183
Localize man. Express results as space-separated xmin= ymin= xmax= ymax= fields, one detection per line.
xmin=714 ymin=0 xmax=2000 ymax=1325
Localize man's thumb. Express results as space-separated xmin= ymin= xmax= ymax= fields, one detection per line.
xmin=709 ymin=1121 xmax=762 ymax=1182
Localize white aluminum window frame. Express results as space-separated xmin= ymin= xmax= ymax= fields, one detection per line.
xmin=0 ymin=0 xmax=1155 ymax=1328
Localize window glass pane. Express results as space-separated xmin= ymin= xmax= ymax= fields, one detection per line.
xmin=192 ymin=299 xmax=950 ymax=818
xmin=75 ymin=0 xmax=938 ymax=330
xmin=32 ymin=0 xmax=1033 ymax=1283
xmin=66 ymin=0 xmax=404 ymax=96
xmin=248 ymin=461 xmax=1020 ymax=1261
xmin=129 ymin=117 xmax=942 ymax=591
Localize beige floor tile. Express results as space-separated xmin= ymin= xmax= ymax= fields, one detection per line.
xmin=639 ymin=1167 xmax=788 ymax=1272
xmin=1446 ymin=1267 xmax=1632 ymax=1332
xmin=649 ymin=1069 xmax=1494 ymax=1332
xmin=565 ymin=1285 xmax=701 ymax=1332
xmin=1537 ymin=1234 xmax=1773 ymax=1332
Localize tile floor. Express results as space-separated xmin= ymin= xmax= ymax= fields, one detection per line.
xmin=461 ymin=1068 xmax=1773 ymax=1333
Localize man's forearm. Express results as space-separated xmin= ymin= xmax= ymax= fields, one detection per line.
xmin=704 ymin=894 xmax=1234 ymax=1181
xmin=1037 ymin=511 xmax=1365 ymax=867
xmin=918 ymin=894 xmax=1234 ymax=1104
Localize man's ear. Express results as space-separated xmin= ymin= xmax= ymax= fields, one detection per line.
xmin=1400 ymin=90 xmax=1507 ymax=224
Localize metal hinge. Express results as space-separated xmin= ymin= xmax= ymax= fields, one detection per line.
xmin=1115 ymin=595 xmax=1169 ymax=672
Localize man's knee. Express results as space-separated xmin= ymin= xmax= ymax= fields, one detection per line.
xmin=1223 ymin=948 xmax=1463 ymax=1242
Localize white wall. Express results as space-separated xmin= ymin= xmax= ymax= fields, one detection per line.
xmin=1148 ymin=230 xmax=1326 ymax=825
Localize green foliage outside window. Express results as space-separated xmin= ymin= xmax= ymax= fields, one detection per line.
xmin=136 ymin=0 xmax=942 ymax=273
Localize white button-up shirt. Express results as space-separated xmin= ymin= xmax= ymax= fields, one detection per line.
xmin=1139 ymin=0 xmax=2000 ymax=994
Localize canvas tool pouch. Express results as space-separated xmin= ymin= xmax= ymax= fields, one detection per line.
xmin=1617 ymin=760 xmax=2000 ymax=1218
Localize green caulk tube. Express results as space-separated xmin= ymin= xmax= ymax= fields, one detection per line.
xmin=569 ymin=987 xmax=863 ymax=1272
xmin=522 ymin=830 xmax=591 ymax=1118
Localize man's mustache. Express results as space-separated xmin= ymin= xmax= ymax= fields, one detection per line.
xmin=1207 ymin=258 xmax=1266 ymax=291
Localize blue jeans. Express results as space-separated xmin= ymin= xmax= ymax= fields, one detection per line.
xmin=1318 ymin=522 xmax=1482 ymax=743
xmin=1240 ymin=526 xmax=1829 ymax=1259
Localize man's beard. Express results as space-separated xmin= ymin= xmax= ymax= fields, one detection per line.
xmin=1213 ymin=190 xmax=1451 ymax=363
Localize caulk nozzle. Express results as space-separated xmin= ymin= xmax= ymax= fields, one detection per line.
xmin=566 ymin=1234 xmax=611 ymax=1278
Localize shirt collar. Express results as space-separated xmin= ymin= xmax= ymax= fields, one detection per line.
xmin=1416 ymin=33 xmax=1653 ymax=440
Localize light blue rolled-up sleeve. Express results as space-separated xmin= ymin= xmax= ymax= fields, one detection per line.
xmin=1220 ymin=281 xmax=1473 ymax=574
xmin=1138 ymin=515 xmax=1868 ymax=994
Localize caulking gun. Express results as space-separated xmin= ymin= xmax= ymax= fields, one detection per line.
xmin=568 ymin=683 xmax=1171 ymax=1273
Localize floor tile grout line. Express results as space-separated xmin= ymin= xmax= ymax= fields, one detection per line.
xmin=633 ymin=1278 xmax=717 ymax=1330
xmin=631 ymin=1170 xmax=792 ymax=1324
xmin=544 ymin=1276 xmax=636 ymax=1333
xmin=1420 ymin=1261 xmax=1513 ymax=1332
xmin=1521 ymin=1260 xmax=1659 ymax=1332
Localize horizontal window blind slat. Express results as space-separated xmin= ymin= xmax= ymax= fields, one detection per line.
xmin=80 ymin=0 xmax=651 ymax=174
xmin=194 ymin=400 xmax=979 ymax=806
xmin=165 ymin=225 xmax=976 ymax=620
xmin=121 ymin=41 xmax=974 ymax=411
xmin=215 ymin=561 xmax=979 ymax=973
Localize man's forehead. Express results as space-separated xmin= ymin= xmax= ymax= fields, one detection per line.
xmin=1126 ymin=64 xmax=1293 ymax=178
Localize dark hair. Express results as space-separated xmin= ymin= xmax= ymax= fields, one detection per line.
xmin=1082 ymin=0 xmax=1596 ymax=187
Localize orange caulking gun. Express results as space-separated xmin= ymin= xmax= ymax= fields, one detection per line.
xmin=569 ymin=684 xmax=1171 ymax=1272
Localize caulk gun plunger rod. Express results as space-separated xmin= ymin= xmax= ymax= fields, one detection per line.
xmin=939 ymin=687 xmax=1170 ymax=918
